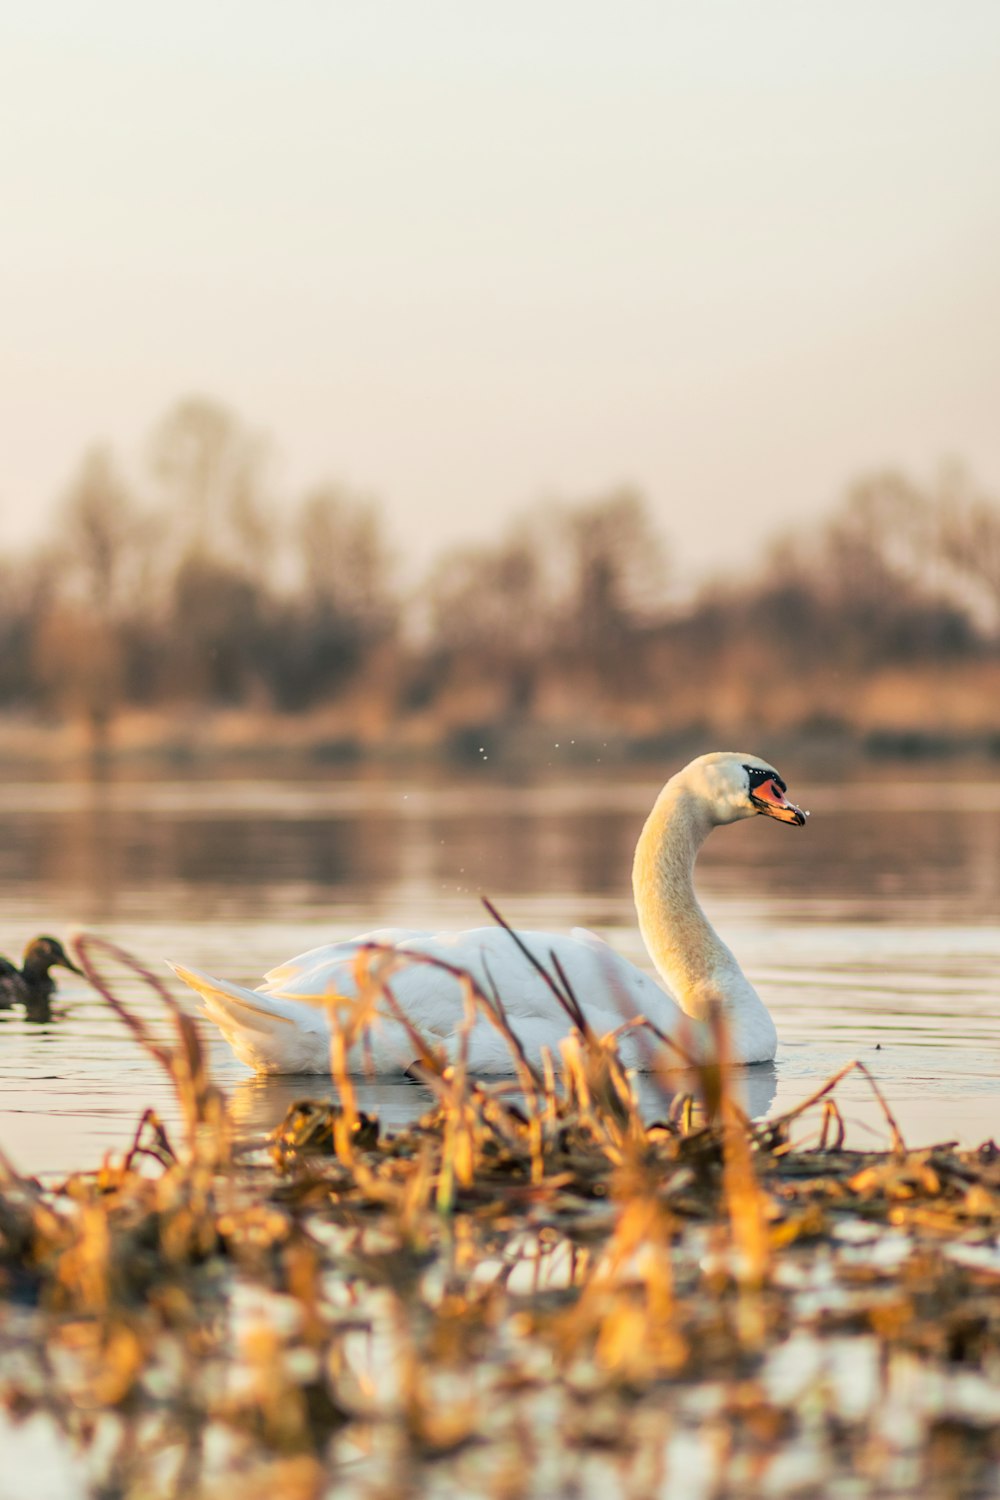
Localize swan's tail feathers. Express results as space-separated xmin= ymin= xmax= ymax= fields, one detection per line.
xmin=168 ymin=962 xmax=327 ymax=1074
xmin=169 ymin=963 xmax=293 ymax=1030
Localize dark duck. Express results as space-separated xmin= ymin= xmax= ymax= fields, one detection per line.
xmin=0 ymin=936 xmax=83 ymax=1020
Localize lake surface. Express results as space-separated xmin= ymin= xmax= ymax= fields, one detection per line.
xmin=2 ymin=759 xmax=999 ymax=1175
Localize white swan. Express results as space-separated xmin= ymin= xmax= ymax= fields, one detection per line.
xmin=171 ymin=751 xmax=806 ymax=1075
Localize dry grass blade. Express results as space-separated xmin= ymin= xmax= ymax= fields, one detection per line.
xmin=356 ymin=940 xmax=547 ymax=1097
xmin=123 ymin=1108 xmax=178 ymax=1171
xmin=817 ymin=1097 xmax=847 ymax=1152
xmin=71 ymin=931 xmax=228 ymax=1159
xmin=481 ymin=895 xmax=592 ymax=1035
xmin=854 ymin=1059 xmax=908 ymax=1153
xmin=764 ymin=1056 xmax=907 ymax=1153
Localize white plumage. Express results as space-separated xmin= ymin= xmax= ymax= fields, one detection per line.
xmin=172 ymin=751 xmax=806 ymax=1075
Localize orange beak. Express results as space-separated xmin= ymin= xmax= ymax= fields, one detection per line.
xmin=750 ymin=778 xmax=807 ymax=826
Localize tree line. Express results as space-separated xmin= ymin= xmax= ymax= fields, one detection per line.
xmin=2 ymin=397 xmax=999 ymax=750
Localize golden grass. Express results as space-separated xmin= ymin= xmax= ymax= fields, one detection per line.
xmin=1 ymin=929 xmax=999 ymax=1497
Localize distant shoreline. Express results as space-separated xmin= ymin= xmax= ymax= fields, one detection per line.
xmin=1 ymin=705 xmax=999 ymax=777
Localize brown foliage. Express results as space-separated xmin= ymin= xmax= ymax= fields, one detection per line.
xmin=2 ymin=402 xmax=1000 ymax=750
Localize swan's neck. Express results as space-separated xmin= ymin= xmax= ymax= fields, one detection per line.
xmin=632 ymin=784 xmax=750 ymax=1021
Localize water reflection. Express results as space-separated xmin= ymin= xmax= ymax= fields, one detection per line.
xmin=229 ymin=1072 xmax=437 ymax=1138
xmin=226 ymin=1060 xmax=781 ymax=1142
xmin=3 ymin=768 xmax=1000 ymax=925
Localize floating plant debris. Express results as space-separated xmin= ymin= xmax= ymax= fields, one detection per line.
xmin=0 ymin=930 xmax=999 ymax=1498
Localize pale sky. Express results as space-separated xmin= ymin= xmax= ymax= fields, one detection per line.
xmin=3 ymin=2 xmax=999 ymax=583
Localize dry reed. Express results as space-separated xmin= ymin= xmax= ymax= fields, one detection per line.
xmin=0 ymin=926 xmax=998 ymax=1498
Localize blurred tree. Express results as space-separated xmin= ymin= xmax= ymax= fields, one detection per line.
xmin=557 ymin=487 xmax=668 ymax=693
xmin=823 ymin=474 xmax=928 ymax=595
xmin=936 ymin=465 xmax=1000 ymax=632
xmin=167 ymin=552 xmax=268 ymax=704
xmin=263 ymin=485 xmax=398 ymax=710
xmin=817 ymin=473 xmax=973 ymax=664
xmin=422 ymin=490 xmax=669 ymax=716
xmin=0 ymin=557 xmax=51 ymax=705
xmin=677 ymin=469 xmax=981 ymax=721
xmin=298 ymin=485 xmax=395 ymax=629
xmin=32 ymin=448 xmax=152 ymax=743
xmin=11 ymin=401 xmax=999 ymax=754
xmin=149 ymin=395 xmax=274 ymax=577
xmin=424 ymin=524 xmax=552 ymax=716
xmin=563 ymin=488 xmax=666 ymax=632
xmin=146 ymin=398 xmax=281 ymax=706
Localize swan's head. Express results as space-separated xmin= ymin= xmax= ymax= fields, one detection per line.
xmin=679 ymin=751 xmax=807 ymax=827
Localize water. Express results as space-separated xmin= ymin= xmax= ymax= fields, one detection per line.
xmin=2 ymin=761 xmax=999 ymax=1176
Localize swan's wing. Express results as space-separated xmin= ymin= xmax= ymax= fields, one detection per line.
xmin=381 ymin=927 xmax=682 ymax=1072
xmin=392 ymin=927 xmax=677 ymax=1033
xmin=570 ymin=925 xmax=612 ymax=949
xmin=252 ymin=925 xmax=659 ymax=1020
xmin=507 ymin=928 xmax=680 ymax=1040
xmin=260 ymin=930 xmax=432 ymax=992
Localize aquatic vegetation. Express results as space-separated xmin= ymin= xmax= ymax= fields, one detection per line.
xmin=1 ymin=930 xmax=999 ymax=1498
